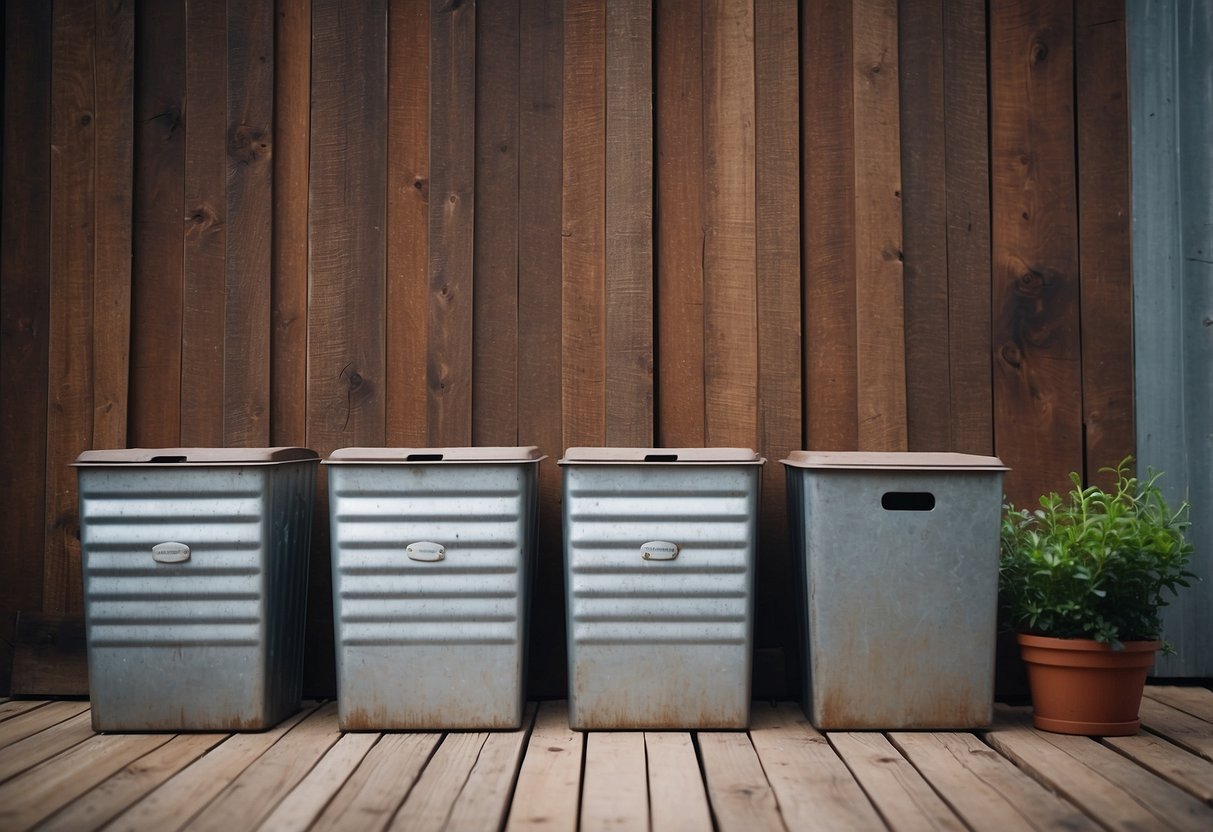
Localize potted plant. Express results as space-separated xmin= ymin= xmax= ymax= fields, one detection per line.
xmin=999 ymin=458 xmax=1195 ymax=735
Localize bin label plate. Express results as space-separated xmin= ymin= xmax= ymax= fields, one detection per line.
xmin=152 ymin=542 xmax=191 ymax=564
xmin=641 ymin=541 xmax=679 ymax=561
xmin=407 ymin=542 xmax=446 ymax=562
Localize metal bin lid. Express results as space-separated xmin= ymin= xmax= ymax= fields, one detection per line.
xmin=559 ymin=447 xmax=764 ymax=465
xmin=780 ymin=451 xmax=1007 ymax=471
xmin=74 ymin=447 xmax=319 ymax=465
xmin=325 ymin=446 xmax=545 ymax=464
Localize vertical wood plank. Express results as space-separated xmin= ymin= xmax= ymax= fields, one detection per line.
xmin=307 ymin=0 xmax=388 ymax=455
xmin=581 ymin=733 xmax=649 ymax=832
xmin=561 ymin=0 xmax=606 ymax=449
xmin=645 ymin=733 xmax=713 ymax=832
xmin=93 ymin=0 xmax=134 ymax=451
xmin=899 ymin=0 xmax=950 ymax=451
xmin=853 ymin=0 xmax=907 ymax=452
xmin=472 ymin=0 xmax=519 ymax=447
xmin=505 ymin=702 xmax=582 ymax=831
xmin=755 ymin=0 xmax=801 ymax=692
xmin=308 ymin=0 xmax=388 ymax=696
xmin=703 ymin=0 xmax=757 ymax=450
xmin=698 ymin=732 xmax=786 ymax=831
xmin=427 ymin=0 xmax=476 ymax=448
xmin=0 ymin=0 xmax=51 ymax=668
xmin=655 ymin=0 xmax=705 ymax=448
xmin=802 ymin=0 xmax=857 ymax=450
xmin=517 ymin=0 xmax=566 ymax=696
xmin=604 ymin=0 xmax=653 ymax=447
xmin=44 ymin=0 xmax=95 ymax=615
xmin=990 ymin=0 xmax=1083 ymax=506
xmin=943 ymin=0 xmax=992 ymax=455
xmin=1076 ymin=0 xmax=1133 ymax=489
xmin=270 ymin=0 xmax=310 ymax=447
xmin=129 ymin=0 xmax=186 ymax=448
xmin=180 ymin=0 xmax=227 ymax=448
xmin=386 ymin=0 xmax=430 ymax=448
xmin=225 ymin=0 xmax=274 ymax=446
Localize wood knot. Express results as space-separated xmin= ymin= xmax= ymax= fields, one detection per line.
xmin=79 ymin=113 xmax=92 ymax=127
xmin=229 ymin=124 xmax=271 ymax=165
xmin=1030 ymin=39 xmax=1049 ymax=65
xmin=1001 ymin=343 xmax=1023 ymax=369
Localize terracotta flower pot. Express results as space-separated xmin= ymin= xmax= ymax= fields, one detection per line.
xmin=1017 ymin=633 xmax=1159 ymax=736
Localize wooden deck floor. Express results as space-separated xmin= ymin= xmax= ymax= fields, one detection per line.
xmin=0 ymin=687 xmax=1211 ymax=831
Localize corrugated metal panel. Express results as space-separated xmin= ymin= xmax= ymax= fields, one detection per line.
xmin=78 ymin=460 xmax=315 ymax=730
xmin=1129 ymin=0 xmax=1213 ymax=675
xmin=563 ymin=462 xmax=760 ymax=729
xmin=328 ymin=460 xmax=537 ymax=730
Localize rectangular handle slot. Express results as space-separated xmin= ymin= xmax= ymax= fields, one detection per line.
xmin=406 ymin=453 xmax=444 ymax=461
xmin=643 ymin=454 xmax=678 ymax=462
xmin=881 ymin=491 xmax=936 ymax=512
xmin=150 ymin=455 xmax=188 ymax=463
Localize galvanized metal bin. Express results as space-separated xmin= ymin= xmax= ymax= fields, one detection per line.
xmin=783 ymin=451 xmax=1008 ymax=730
xmin=326 ymin=447 xmax=543 ymax=730
xmin=561 ymin=448 xmax=764 ymax=730
xmin=74 ymin=447 xmax=318 ymax=731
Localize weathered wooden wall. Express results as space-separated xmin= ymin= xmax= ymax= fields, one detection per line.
xmin=1129 ymin=0 xmax=1213 ymax=677
xmin=0 ymin=0 xmax=1142 ymax=694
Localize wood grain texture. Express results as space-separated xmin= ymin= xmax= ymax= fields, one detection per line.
xmin=427 ymin=0 xmax=476 ymax=448
xmin=889 ymin=731 xmax=1098 ymax=831
xmin=252 ymin=732 xmax=378 ymax=831
xmin=581 ymin=732 xmax=648 ymax=832
xmin=828 ymin=732 xmax=966 ymax=832
xmin=852 ymin=0 xmax=907 ymax=452
xmin=943 ymin=0 xmax=993 ymax=455
xmin=655 ymin=0 xmax=705 ymax=448
xmin=1140 ymin=697 xmax=1213 ymax=762
xmin=1146 ymin=686 xmax=1213 ymax=722
xmin=1076 ymin=0 xmax=1133 ymax=490
xmin=307 ymin=0 xmax=388 ymax=456
xmin=309 ymin=732 xmax=440 ymax=832
xmin=443 ymin=706 xmax=536 ymax=831
xmin=561 ymin=0 xmax=606 ymax=449
xmin=270 ymin=0 xmax=310 ymax=447
xmin=224 ymin=0 xmax=274 ymax=446
xmin=104 ymin=705 xmax=317 ymax=832
xmin=517 ymin=0 xmax=565 ymax=698
xmin=37 ymin=734 xmax=225 ymax=832
xmin=0 ymin=699 xmax=89 ymax=750
xmin=505 ymin=701 xmax=582 ymax=831
xmin=92 ymin=0 xmax=134 ymax=451
xmin=703 ymin=0 xmax=757 ymax=450
xmin=754 ymin=0 xmax=801 ymax=690
xmin=129 ymin=0 xmax=185 ymax=448
xmin=472 ymin=0 xmax=520 ymax=447
xmin=0 ymin=710 xmax=93 ymax=782
xmin=386 ymin=0 xmax=430 ymax=448
xmin=181 ymin=704 xmax=342 ymax=832
xmin=899 ymin=0 xmax=950 ymax=451
xmin=0 ymin=731 xmax=170 ymax=830
xmin=10 ymin=611 xmax=87 ymax=696
xmin=802 ymin=0 xmax=858 ymax=450
xmin=748 ymin=704 xmax=884 ymax=831
xmin=604 ymin=0 xmax=653 ymax=447
xmin=388 ymin=732 xmax=489 ymax=832
xmin=645 ymin=733 xmax=712 ymax=832
xmin=698 ymin=732 xmax=785 ymax=831
xmin=1101 ymin=732 xmax=1213 ymax=806
xmin=1 ymin=0 xmax=51 ymax=666
xmin=990 ymin=0 xmax=1083 ymax=506
xmin=181 ymin=0 xmax=227 ymax=448
xmin=45 ymin=0 xmax=95 ymax=616
xmin=988 ymin=721 xmax=1213 ymax=831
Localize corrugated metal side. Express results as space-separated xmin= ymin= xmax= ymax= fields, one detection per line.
xmin=564 ymin=464 xmax=759 ymax=729
xmin=1129 ymin=0 xmax=1213 ymax=676
xmin=328 ymin=463 xmax=536 ymax=729
xmin=79 ymin=462 xmax=315 ymax=730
